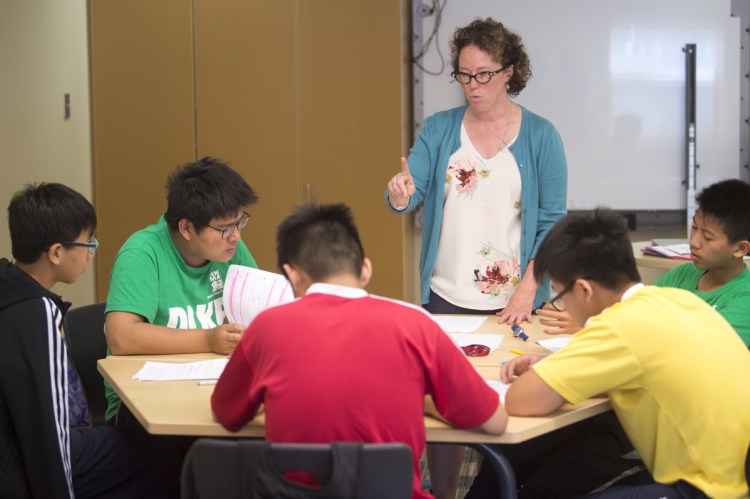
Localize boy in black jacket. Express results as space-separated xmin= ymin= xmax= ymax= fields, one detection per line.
xmin=0 ymin=183 xmax=179 ymax=498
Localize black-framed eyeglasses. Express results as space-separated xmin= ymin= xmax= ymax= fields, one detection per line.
xmin=451 ymin=66 xmax=506 ymax=85
xmin=60 ymin=236 xmax=99 ymax=256
xmin=207 ymin=211 xmax=251 ymax=239
xmin=547 ymin=281 xmax=576 ymax=312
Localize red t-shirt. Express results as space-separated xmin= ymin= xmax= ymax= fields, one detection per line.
xmin=212 ymin=283 xmax=499 ymax=499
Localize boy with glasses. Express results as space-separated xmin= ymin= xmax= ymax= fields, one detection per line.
xmin=104 ymin=156 xmax=258 ymax=421
xmin=538 ymin=178 xmax=750 ymax=346
xmin=0 ymin=183 xmax=180 ymax=498
xmin=211 ymin=203 xmax=508 ymax=499
xmin=500 ymin=209 xmax=750 ymax=497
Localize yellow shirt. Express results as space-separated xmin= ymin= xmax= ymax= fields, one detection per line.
xmin=534 ymin=285 xmax=750 ymax=498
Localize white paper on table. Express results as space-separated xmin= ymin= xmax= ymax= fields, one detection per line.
xmin=223 ymin=264 xmax=294 ymax=327
xmin=432 ymin=315 xmax=487 ymax=333
xmin=132 ymin=359 xmax=229 ymax=381
xmin=485 ymin=379 xmax=510 ymax=404
xmin=448 ymin=333 xmax=504 ymax=352
xmin=536 ymin=336 xmax=572 ymax=352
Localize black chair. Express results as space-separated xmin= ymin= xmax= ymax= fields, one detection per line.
xmin=62 ymin=302 xmax=108 ymax=426
xmin=181 ymin=439 xmax=414 ymax=499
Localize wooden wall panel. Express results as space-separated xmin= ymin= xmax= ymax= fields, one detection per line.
xmin=89 ymin=0 xmax=196 ymax=300
xmin=194 ymin=0 xmax=298 ymax=271
xmin=297 ymin=0 xmax=406 ymax=298
xmin=90 ymin=0 xmax=410 ymax=301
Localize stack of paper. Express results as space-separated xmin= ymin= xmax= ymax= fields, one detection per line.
xmin=640 ymin=244 xmax=692 ymax=261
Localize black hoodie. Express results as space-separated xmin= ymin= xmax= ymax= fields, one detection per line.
xmin=0 ymin=258 xmax=74 ymax=498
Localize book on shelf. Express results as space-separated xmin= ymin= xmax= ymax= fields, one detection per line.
xmin=640 ymin=243 xmax=693 ymax=261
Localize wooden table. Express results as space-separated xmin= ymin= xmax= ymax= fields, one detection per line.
xmin=98 ymin=316 xmax=611 ymax=497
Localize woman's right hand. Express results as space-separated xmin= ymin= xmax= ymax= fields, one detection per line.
xmin=387 ymin=157 xmax=416 ymax=210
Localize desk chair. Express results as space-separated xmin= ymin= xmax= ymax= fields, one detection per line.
xmin=181 ymin=439 xmax=413 ymax=499
xmin=62 ymin=302 xmax=108 ymax=426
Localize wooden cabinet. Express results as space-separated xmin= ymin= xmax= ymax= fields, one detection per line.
xmin=90 ymin=0 xmax=410 ymax=301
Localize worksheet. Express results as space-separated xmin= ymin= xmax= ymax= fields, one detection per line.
xmin=133 ymin=359 xmax=228 ymax=381
xmin=223 ymin=265 xmax=294 ymax=327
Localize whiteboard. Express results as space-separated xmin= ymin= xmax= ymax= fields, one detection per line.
xmin=414 ymin=0 xmax=740 ymax=210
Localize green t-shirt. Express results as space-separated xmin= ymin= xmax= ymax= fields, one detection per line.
xmin=654 ymin=263 xmax=750 ymax=348
xmin=103 ymin=214 xmax=258 ymax=420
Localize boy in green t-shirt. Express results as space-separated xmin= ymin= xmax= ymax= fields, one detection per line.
xmin=104 ymin=157 xmax=259 ymax=420
xmin=537 ymin=178 xmax=750 ymax=346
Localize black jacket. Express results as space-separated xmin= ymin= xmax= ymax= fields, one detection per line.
xmin=0 ymin=258 xmax=74 ymax=498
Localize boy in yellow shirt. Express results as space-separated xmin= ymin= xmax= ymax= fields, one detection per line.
xmin=502 ymin=209 xmax=750 ymax=497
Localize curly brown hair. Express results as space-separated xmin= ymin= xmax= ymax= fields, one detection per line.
xmin=450 ymin=18 xmax=532 ymax=96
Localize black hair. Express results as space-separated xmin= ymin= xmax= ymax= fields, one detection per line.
xmin=695 ymin=179 xmax=750 ymax=244
xmin=163 ymin=157 xmax=258 ymax=232
xmin=277 ymin=203 xmax=365 ymax=281
xmin=450 ymin=17 xmax=532 ymax=96
xmin=8 ymin=182 xmax=97 ymax=264
xmin=534 ymin=209 xmax=640 ymax=291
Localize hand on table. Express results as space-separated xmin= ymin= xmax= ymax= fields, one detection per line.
xmin=500 ymin=354 xmax=545 ymax=384
xmin=496 ymin=274 xmax=536 ymax=325
xmin=207 ymin=323 xmax=244 ymax=355
xmin=536 ymin=304 xmax=582 ymax=335
xmin=387 ymin=157 xmax=416 ymax=210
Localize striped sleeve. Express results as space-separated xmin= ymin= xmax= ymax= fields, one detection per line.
xmin=43 ymin=297 xmax=74 ymax=499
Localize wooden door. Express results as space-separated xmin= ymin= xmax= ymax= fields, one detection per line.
xmin=297 ymin=0 xmax=407 ymax=298
xmin=89 ymin=0 xmax=196 ymax=299
xmin=193 ymin=0 xmax=298 ymax=271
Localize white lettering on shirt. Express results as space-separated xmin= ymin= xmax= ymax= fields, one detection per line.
xmin=196 ymin=302 xmax=217 ymax=329
xmin=167 ymin=308 xmax=187 ymax=328
xmin=166 ymin=300 xmax=227 ymax=329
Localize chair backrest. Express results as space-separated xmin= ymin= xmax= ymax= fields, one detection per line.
xmin=181 ymin=439 xmax=414 ymax=499
xmin=62 ymin=302 xmax=108 ymax=426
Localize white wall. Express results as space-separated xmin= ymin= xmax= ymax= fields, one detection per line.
xmin=415 ymin=0 xmax=741 ymax=211
xmin=0 ymin=0 xmax=95 ymax=306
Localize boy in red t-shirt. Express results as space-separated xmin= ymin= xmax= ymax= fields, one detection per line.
xmin=212 ymin=203 xmax=507 ymax=499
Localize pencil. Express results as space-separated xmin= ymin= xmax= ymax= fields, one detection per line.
xmin=510 ymin=348 xmax=525 ymax=355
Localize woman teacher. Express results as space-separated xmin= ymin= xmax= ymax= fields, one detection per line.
xmin=385 ymin=18 xmax=567 ymax=324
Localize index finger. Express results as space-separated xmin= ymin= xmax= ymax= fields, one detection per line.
xmin=400 ymin=157 xmax=411 ymax=179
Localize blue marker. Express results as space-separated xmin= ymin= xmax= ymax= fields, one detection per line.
xmin=510 ymin=324 xmax=529 ymax=342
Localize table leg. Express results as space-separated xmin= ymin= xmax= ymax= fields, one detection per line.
xmin=466 ymin=443 xmax=517 ymax=499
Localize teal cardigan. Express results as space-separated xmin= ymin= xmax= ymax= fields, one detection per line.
xmin=386 ymin=104 xmax=568 ymax=308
